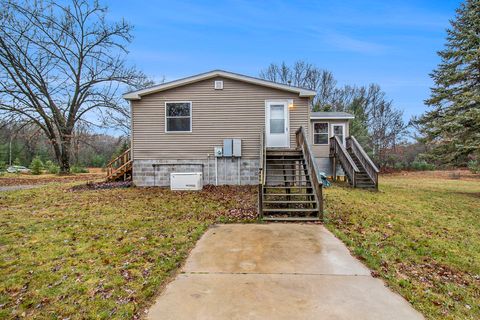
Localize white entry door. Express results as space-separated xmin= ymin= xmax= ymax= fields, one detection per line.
xmin=265 ymin=101 xmax=289 ymax=147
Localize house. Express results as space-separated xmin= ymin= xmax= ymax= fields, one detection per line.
xmin=108 ymin=70 xmax=378 ymax=221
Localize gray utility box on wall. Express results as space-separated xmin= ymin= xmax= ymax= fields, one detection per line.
xmin=221 ymin=139 xmax=241 ymax=157
xmin=233 ymin=139 xmax=241 ymax=157
xmin=223 ymin=139 xmax=233 ymax=157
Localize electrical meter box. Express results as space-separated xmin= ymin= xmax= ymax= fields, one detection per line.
xmin=214 ymin=146 xmax=223 ymax=157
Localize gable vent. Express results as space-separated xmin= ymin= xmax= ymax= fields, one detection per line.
xmin=214 ymin=80 xmax=223 ymax=90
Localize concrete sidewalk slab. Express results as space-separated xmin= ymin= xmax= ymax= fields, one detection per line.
xmin=148 ymin=273 xmax=422 ymax=320
xmin=147 ymin=224 xmax=424 ymax=320
xmin=184 ymin=224 xmax=370 ymax=275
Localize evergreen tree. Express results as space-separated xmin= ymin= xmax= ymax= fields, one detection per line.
xmin=419 ymin=0 xmax=480 ymax=165
xmin=30 ymin=156 xmax=44 ymax=175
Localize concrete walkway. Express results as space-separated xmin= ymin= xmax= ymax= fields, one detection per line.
xmin=147 ymin=224 xmax=424 ymax=320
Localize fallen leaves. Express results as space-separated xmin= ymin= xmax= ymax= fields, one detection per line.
xmin=0 ymin=182 xmax=257 ymax=319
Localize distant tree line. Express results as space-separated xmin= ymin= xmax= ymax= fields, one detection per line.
xmin=0 ymin=120 xmax=127 ymax=171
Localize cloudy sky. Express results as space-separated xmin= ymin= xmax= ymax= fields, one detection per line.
xmin=105 ymin=0 xmax=460 ymax=121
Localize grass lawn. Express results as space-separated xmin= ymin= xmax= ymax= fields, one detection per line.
xmin=1 ymin=171 xmax=479 ymax=319
xmin=325 ymin=171 xmax=480 ymax=320
xmin=0 ymin=182 xmax=256 ymax=319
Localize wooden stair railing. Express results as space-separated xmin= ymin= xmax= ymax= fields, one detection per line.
xmin=258 ymin=129 xmax=266 ymax=220
xmin=329 ymin=136 xmax=359 ymax=187
xmin=106 ymin=148 xmax=132 ymax=181
xmin=295 ymin=126 xmax=323 ymax=219
xmin=347 ymin=136 xmax=379 ymax=189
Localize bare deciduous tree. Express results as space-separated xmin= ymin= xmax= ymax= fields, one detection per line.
xmin=0 ymin=0 xmax=145 ymax=172
xmin=259 ymin=61 xmax=336 ymax=110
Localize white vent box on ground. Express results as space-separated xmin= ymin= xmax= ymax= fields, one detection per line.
xmin=170 ymin=172 xmax=203 ymax=191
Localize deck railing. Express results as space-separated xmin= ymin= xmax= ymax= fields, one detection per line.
xmin=295 ymin=127 xmax=323 ymax=219
xmin=329 ymin=136 xmax=359 ymax=186
xmin=106 ymin=148 xmax=132 ymax=181
xmin=347 ymin=136 xmax=379 ymax=189
xmin=258 ymin=129 xmax=266 ymax=219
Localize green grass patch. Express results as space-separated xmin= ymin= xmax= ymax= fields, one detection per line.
xmin=0 ymin=184 xmax=256 ymax=319
xmin=324 ymin=173 xmax=480 ymax=320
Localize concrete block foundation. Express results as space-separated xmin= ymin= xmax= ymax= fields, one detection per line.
xmin=133 ymin=158 xmax=259 ymax=187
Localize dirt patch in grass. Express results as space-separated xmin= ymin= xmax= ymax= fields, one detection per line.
xmin=0 ymin=172 xmax=103 ymax=186
xmin=325 ymin=171 xmax=480 ymax=319
xmin=70 ymin=181 xmax=133 ymax=191
xmin=0 ymin=183 xmax=257 ymax=319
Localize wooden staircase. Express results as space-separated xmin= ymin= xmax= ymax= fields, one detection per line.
xmin=106 ymin=148 xmax=132 ymax=182
xmin=258 ymin=127 xmax=323 ymax=222
xmin=330 ymin=136 xmax=379 ymax=189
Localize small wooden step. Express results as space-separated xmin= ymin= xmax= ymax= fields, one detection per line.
xmin=267 ymin=174 xmax=308 ymax=177
xmin=262 ymin=217 xmax=320 ymax=222
xmin=263 ymin=200 xmax=317 ymax=204
xmin=263 ymin=193 xmax=315 ymax=196
xmin=267 ymin=163 xmax=306 ymax=166
xmin=263 ymin=208 xmax=318 ymax=213
xmin=264 ymin=186 xmax=311 ymax=189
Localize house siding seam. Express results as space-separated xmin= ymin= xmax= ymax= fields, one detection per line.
xmin=131 ymin=76 xmax=310 ymax=161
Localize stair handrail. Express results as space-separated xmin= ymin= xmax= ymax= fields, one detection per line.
xmin=330 ymin=136 xmax=359 ymax=186
xmin=258 ymin=129 xmax=266 ymax=219
xmin=347 ymin=136 xmax=379 ymax=188
xmin=106 ymin=148 xmax=131 ymax=178
xmin=295 ymin=126 xmax=323 ymax=218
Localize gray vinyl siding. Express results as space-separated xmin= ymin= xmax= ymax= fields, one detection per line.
xmin=309 ymin=119 xmax=350 ymax=158
xmin=132 ymin=76 xmax=310 ymax=160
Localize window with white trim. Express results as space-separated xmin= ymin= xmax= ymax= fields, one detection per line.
xmin=165 ymin=102 xmax=191 ymax=132
xmin=313 ymin=122 xmax=328 ymax=145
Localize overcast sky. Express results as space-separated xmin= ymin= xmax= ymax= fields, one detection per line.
xmin=104 ymin=0 xmax=460 ymax=122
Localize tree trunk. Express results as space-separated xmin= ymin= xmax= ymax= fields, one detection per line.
xmin=49 ymin=132 xmax=72 ymax=174
xmin=59 ymin=134 xmax=72 ymax=174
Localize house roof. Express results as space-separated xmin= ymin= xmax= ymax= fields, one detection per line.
xmin=123 ymin=70 xmax=318 ymax=100
xmin=310 ymin=112 xmax=355 ymax=120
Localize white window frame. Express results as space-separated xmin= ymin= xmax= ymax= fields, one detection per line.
xmin=312 ymin=121 xmax=329 ymax=145
xmin=331 ymin=123 xmax=346 ymax=146
xmin=165 ymin=101 xmax=192 ymax=133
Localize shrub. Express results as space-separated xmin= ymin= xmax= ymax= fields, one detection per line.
xmin=30 ymin=156 xmax=44 ymax=175
xmin=393 ymin=162 xmax=404 ymax=170
xmin=91 ymin=154 xmax=106 ymax=168
xmin=0 ymin=160 xmax=6 ymax=172
xmin=467 ymin=160 xmax=479 ymax=174
xmin=44 ymin=160 xmax=60 ymax=174
xmin=411 ymin=160 xmax=436 ymax=171
xmin=70 ymin=164 xmax=89 ymax=174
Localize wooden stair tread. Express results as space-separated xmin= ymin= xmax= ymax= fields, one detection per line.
xmin=263 ymin=193 xmax=315 ymax=196
xmin=263 ymin=208 xmax=318 ymax=212
xmin=262 ymin=217 xmax=321 ymax=221
xmin=263 ymin=200 xmax=317 ymax=204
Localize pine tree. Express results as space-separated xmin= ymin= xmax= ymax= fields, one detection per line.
xmin=419 ymin=0 xmax=480 ymax=165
